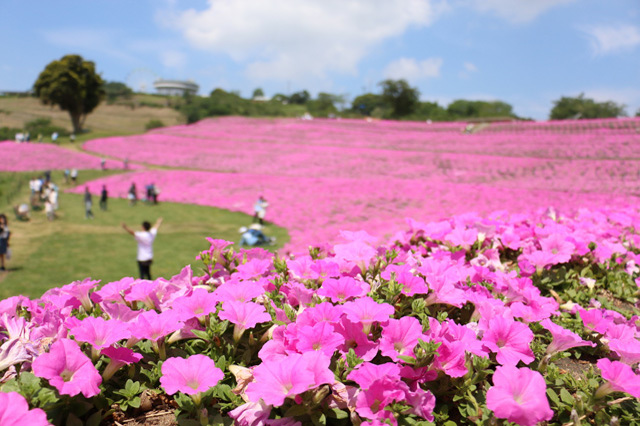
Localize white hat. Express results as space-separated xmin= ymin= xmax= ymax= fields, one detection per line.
xmin=239 ymin=226 xmax=248 ymax=233
xmin=249 ymin=223 xmax=263 ymax=230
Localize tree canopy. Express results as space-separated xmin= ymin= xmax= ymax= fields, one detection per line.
xmin=33 ymin=55 xmax=105 ymax=134
xmin=550 ymin=94 xmax=626 ymax=120
xmin=379 ymin=79 xmax=420 ymax=117
xmin=104 ymin=81 xmax=133 ymax=102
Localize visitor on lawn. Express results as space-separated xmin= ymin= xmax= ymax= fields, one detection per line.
xmin=0 ymin=214 xmax=10 ymax=271
xmin=84 ymin=187 xmax=94 ymax=219
xmin=100 ymin=185 xmax=108 ymax=211
xmin=128 ymin=183 xmax=138 ymax=206
xmin=122 ymin=218 xmax=163 ymax=280
xmin=70 ymin=168 xmax=78 ymax=184
xmin=239 ymin=224 xmax=275 ymax=247
xmin=253 ymin=195 xmax=268 ymax=225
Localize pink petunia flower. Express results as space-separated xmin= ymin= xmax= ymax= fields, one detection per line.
xmin=486 ymin=365 xmax=553 ymax=426
xmin=482 ymin=316 xmax=534 ymax=365
xmin=294 ymin=322 xmax=344 ymax=356
xmin=317 ymin=276 xmax=370 ymax=303
xmin=596 ymin=358 xmax=640 ymax=398
xmin=212 ymin=280 xmax=265 ymax=304
xmin=334 ymin=318 xmax=379 ymax=361
xmin=172 ymin=288 xmax=219 ymax=321
xmin=32 ymin=338 xmax=102 ymax=398
xmin=125 ymin=280 xmax=162 ymax=310
xmin=540 ymin=318 xmax=595 ymax=355
xmin=160 ymin=355 xmax=224 ymax=396
xmin=379 ymin=316 xmax=423 ymax=362
xmin=0 ymin=392 xmax=50 ymax=425
xmin=342 ymin=297 xmax=394 ymax=334
xmin=69 ymin=317 xmax=131 ymax=350
xmin=219 ymin=301 xmax=272 ymax=341
xmin=228 ymin=401 xmax=272 ymax=426
xmin=245 ymin=352 xmax=332 ymax=406
xmin=129 ymin=310 xmax=183 ymax=342
xmin=101 ymin=346 xmax=143 ymax=380
xmin=608 ymin=338 xmax=640 ymax=365
xmin=347 ymin=362 xmax=401 ymax=389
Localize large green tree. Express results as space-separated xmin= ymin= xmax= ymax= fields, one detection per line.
xmin=550 ymin=94 xmax=626 ymax=120
xmin=103 ymin=81 xmax=133 ymax=102
xmin=379 ymin=79 xmax=420 ymax=117
xmin=33 ymin=55 xmax=105 ymax=134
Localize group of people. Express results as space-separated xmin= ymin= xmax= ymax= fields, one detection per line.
xmin=83 ymin=185 xmax=109 ymax=219
xmin=29 ymin=174 xmax=59 ymax=221
xmin=239 ymin=195 xmax=275 ymax=247
xmin=127 ymin=182 xmax=160 ymax=206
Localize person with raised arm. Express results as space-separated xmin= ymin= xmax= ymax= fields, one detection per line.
xmin=122 ymin=217 xmax=163 ymax=280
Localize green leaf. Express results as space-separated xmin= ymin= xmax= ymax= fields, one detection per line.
xmin=560 ymin=388 xmax=575 ymax=405
xmin=547 ymin=388 xmax=560 ymax=406
xmin=0 ymin=379 xmax=20 ymax=394
xmin=326 ymin=408 xmax=349 ymax=419
xmin=129 ymin=396 xmax=141 ymax=408
xmin=86 ymin=411 xmax=102 ymax=426
xmin=191 ymin=329 xmax=210 ymax=341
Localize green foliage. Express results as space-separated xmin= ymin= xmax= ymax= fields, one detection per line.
xmin=550 ymin=93 xmax=626 ymax=120
xmin=144 ymin=119 xmax=165 ymax=131
xmin=351 ymin=93 xmax=386 ymax=116
xmin=380 ymin=79 xmax=420 ymax=117
xmin=447 ymin=99 xmax=515 ymax=120
xmin=24 ymin=118 xmax=69 ymax=139
xmin=33 ymin=54 xmax=105 ymax=133
xmin=288 ymin=90 xmax=310 ymax=105
xmin=251 ymin=88 xmax=264 ymax=99
xmin=0 ymin=126 xmax=22 ymax=141
xmin=103 ymin=81 xmax=133 ymax=103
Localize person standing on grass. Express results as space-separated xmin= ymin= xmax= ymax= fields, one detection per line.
xmin=0 ymin=214 xmax=10 ymax=271
xmin=84 ymin=187 xmax=94 ymax=219
xmin=122 ymin=218 xmax=163 ymax=280
xmin=100 ymin=185 xmax=108 ymax=211
xmin=128 ymin=183 xmax=138 ymax=206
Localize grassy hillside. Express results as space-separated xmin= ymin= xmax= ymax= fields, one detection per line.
xmin=0 ymin=171 xmax=290 ymax=298
xmin=0 ymin=95 xmax=183 ymax=138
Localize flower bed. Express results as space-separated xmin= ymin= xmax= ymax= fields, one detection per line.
xmin=68 ymin=169 xmax=636 ymax=254
xmin=0 ymin=207 xmax=639 ymax=425
xmin=0 ymin=141 xmax=141 ymax=171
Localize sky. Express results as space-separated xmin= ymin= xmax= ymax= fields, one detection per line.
xmin=1 ymin=0 xmax=639 ymax=120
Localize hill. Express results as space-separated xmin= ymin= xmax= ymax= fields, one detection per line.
xmin=0 ymin=95 xmax=183 ymax=137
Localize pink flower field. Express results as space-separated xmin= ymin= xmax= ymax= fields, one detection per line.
xmin=0 ymin=141 xmax=141 ymax=171
xmin=75 ymin=117 xmax=640 ymax=252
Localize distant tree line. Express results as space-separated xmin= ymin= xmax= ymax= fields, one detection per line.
xmin=25 ymin=54 xmax=635 ymax=132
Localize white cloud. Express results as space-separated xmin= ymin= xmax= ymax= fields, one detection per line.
xmin=581 ymin=24 xmax=640 ymax=55
xmin=461 ymin=0 xmax=576 ymax=24
xmin=383 ymin=57 xmax=443 ymax=81
xmin=463 ymin=62 xmax=477 ymax=73
xmin=161 ymin=0 xmax=447 ymax=83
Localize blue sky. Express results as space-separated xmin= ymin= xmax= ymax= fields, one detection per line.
xmin=1 ymin=0 xmax=639 ymax=119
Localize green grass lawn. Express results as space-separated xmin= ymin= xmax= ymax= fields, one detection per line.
xmin=0 ymin=170 xmax=289 ymax=299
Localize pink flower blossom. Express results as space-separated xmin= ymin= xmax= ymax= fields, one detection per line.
xmin=540 ymin=318 xmax=595 ymax=355
xmin=172 ymin=288 xmax=219 ymax=321
xmin=0 ymin=391 xmax=50 ymax=425
xmin=294 ymin=322 xmax=344 ymax=356
xmin=486 ymin=365 xmax=553 ymax=426
xmin=130 ymin=310 xmax=183 ymax=342
xmin=379 ymin=316 xmax=423 ymax=362
xmin=245 ymin=353 xmax=330 ymax=406
xmin=219 ymin=301 xmax=271 ymax=330
xmin=317 ymin=276 xmax=370 ymax=302
xmin=101 ymin=346 xmax=143 ymax=380
xmin=482 ymin=316 xmax=534 ymax=365
xmin=212 ymin=280 xmax=265 ymax=303
xmin=32 ymin=338 xmax=102 ymax=397
xmin=69 ymin=317 xmax=131 ymax=350
xmin=347 ymin=362 xmax=401 ymax=389
xmin=342 ymin=297 xmax=394 ymax=333
xmin=160 ymin=355 xmax=224 ymax=395
xmin=596 ymin=358 xmax=640 ymax=398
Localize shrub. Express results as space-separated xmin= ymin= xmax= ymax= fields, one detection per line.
xmin=145 ymin=119 xmax=165 ymax=131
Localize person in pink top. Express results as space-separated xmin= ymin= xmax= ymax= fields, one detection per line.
xmin=122 ymin=217 xmax=163 ymax=280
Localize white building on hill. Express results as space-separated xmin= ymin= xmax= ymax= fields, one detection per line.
xmin=153 ymin=79 xmax=199 ymax=96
